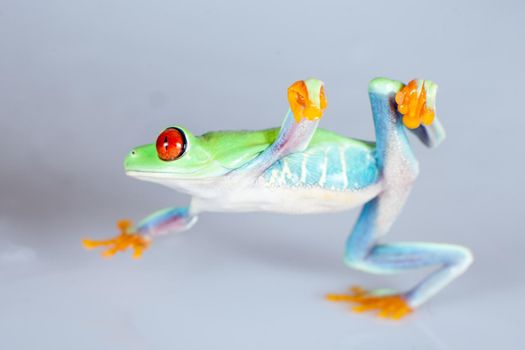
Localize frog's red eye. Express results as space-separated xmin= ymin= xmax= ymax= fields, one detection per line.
xmin=156 ymin=127 xmax=186 ymax=161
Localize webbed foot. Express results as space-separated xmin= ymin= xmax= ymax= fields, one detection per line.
xmin=287 ymin=79 xmax=327 ymax=122
xmin=326 ymin=286 xmax=413 ymax=320
xmin=83 ymin=220 xmax=150 ymax=259
xmin=395 ymin=79 xmax=437 ymax=129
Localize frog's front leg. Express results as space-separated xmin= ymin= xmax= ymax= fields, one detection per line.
xmin=327 ymin=192 xmax=473 ymax=319
xmin=231 ymin=78 xmax=327 ymax=178
xmin=83 ymin=207 xmax=197 ymax=258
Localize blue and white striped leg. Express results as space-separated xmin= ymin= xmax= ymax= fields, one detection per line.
xmin=136 ymin=207 xmax=198 ymax=239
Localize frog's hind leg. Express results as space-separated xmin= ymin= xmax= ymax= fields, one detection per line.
xmin=328 ymin=193 xmax=473 ymax=319
xmin=329 ymin=78 xmax=473 ymax=319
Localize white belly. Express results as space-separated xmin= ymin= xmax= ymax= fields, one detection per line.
xmin=126 ymin=171 xmax=383 ymax=214
xmin=191 ymin=181 xmax=383 ymax=214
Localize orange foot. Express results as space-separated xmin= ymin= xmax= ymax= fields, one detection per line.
xmin=83 ymin=220 xmax=150 ymax=259
xmin=326 ymin=286 xmax=413 ymax=320
xmin=395 ymin=79 xmax=435 ymax=129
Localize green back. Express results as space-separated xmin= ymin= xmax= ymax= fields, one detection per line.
xmin=199 ymin=128 xmax=375 ymax=170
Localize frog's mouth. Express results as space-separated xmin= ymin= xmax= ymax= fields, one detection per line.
xmin=125 ymin=170 xmax=222 ymax=196
xmin=126 ymin=170 xmax=175 ymax=179
xmin=125 ymin=170 xmax=208 ymax=181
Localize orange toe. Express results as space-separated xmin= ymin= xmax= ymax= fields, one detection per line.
xmin=82 ymin=220 xmax=150 ymax=259
xmin=327 ymin=286 xmax=412 ymax=320
xmin=395 ymin=79 xmax=435 ymax=129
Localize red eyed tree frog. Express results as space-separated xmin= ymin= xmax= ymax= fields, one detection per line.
xmin=84 ymin=78 xmax=473 ymax=319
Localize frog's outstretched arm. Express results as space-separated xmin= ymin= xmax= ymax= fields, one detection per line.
xmin=327 ymin=78 xmax=473 ymax=319
xmin=230 ymin=78 xmax=327 ymax=178
xmin=136 ymin=207 xmax=197 ymax=237
xmin=83 ymin=207 xmax=197 ymax=258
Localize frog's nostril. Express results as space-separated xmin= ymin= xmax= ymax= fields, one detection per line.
xmin=131 ymin=149 xmax=136 ymax=156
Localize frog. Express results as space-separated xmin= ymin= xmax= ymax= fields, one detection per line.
xmin=83 ymin=77 xmax=473 ymax=319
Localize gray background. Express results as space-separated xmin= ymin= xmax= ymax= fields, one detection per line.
xmin=0 ymin=0 xmax=523 ymax=349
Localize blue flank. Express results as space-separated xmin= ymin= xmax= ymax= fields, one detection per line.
xmin=262 ymin=144 xmax=379 ymax=191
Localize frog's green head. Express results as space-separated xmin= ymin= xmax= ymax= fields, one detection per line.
xmin=124 ymin=126 xmax=223 ymax=185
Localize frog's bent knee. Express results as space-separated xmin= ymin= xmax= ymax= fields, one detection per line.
xmin=368 ymin=77 xmax=404 ymax=96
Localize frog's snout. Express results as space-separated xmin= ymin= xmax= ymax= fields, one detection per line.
xmin=124 ymin=143 xmax=162 ymax=173
xmin=124 ymin=148 xmax=139 ymax=172
xmin=126 ymin=148 xmax=137 ymax=161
